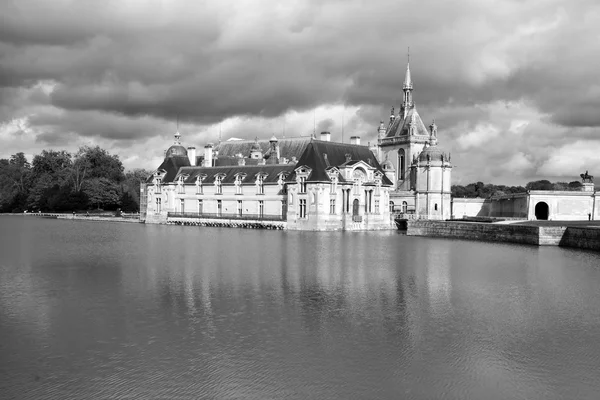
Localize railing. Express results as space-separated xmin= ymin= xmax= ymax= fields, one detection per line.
xmin=167 ymin=212 xmax=285 ymax=221
xmin=352 ymin=215 xmax=363 ymax=222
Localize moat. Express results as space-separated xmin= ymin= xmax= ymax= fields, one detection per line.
xmin=2 ymin=216 xmax=600 ymax=399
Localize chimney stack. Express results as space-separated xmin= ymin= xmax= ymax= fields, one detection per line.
xmin=187 ymin=147 xmax=196 ymax=166
xmin=320 ymin=131 xmax=331 ymax=142
xmin=204 ymin=143 xmax=213 ymax=167
xmin=350 ymin=136 xmax=360 ymax=145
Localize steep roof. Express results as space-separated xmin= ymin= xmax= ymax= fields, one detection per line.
xmin=215 ymin=136 xmax=310 ymax=160
xmin=287 ymin=140 xmax=393 ymax=185
xmin=148 ymin=155 xmax=191 ymax=183
xmin=175 ymin=164 xmax=295 ymax=184
xmin=385 ymin=106 xmax=429 ymax=138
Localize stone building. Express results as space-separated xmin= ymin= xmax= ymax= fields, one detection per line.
xmin=376 ymin=61 xmax=453 ymax=220
xmin=452 ymin=183 xmax=599 ymax=221
xmin=142 ymin=131 xmax=394 ymax=230
xmin=141 ymin=60 xmax=455 ymax=228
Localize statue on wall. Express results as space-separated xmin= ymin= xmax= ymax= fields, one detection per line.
xmin=580 ymin=170 xmax=594 ymax=183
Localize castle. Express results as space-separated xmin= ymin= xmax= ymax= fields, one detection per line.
xmin=140 ymin=61 xmax=453 ymax=230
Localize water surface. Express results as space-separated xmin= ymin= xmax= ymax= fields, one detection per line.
xmin=1 ymin=216 xmax=600 ymax=399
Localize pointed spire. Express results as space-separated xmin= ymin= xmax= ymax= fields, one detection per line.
xmin=403 ymin=48 xmax=413 ymax=90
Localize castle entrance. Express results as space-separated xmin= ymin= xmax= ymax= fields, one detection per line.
xmin=535 ymin=202 xmax=549 ymax=220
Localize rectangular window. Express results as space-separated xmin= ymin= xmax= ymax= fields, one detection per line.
xmin=156 ymin=182 xmax=161 ymax=194
xmin=216 ymin=177 xmax=223 ymax=194
xmin=299 ymin=177 xmax=307 ymax=193
xmin=329 ymin=199 xmax=336 ymax=214
xmin=198 ymin=199 xmax=203 ymax=214
xmin=236 ymin=177 xmax=243 ymax=194
xmin=375 ymin=199 xmax=380 ymax=214
xmin=237 ymin=200 xmax=243 ymax=217
xmin=257 ymin=176 xmax=265 ymax=194
xmin=217 ymin=200 xmax=222 ymax=216
xmin=282 ymin=200 xmax=287 ymax=216
xmin=180 ymin=199 xmax=185 ymax=213
xmin=259 ymin=200 xmax=264 ymax=217
xmin=196 ymin=181 xmax=202 ymax=195
xmin=299 ymin=199 xmax=307 ymax=219
xmin=156 ymin=197 xmax=162 ymax=213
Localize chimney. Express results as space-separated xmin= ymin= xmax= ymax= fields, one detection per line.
xmin=350 ymin=136 xmax=360 ymax=145
xmin=187 ymin=147 xmax=196 ymax=166
xmin=204 ymin=143 xmax=213 ymax=167
xmin=320 ymin=131 xmax=331 ymax=142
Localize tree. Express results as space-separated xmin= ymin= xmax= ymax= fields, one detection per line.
xmin=120 ymin=168 xmax=151 ymax=211
xmin=525 ymin=180 xmax=553 ymax=191
xmin=70 ymin=146 xmax=125 ymax=193
xmin=0 ymin=153 xmax=31 ymax=211
xmin=568 ymin=181 xmax=583 ymax=190
xmin=28 ymin=150 xmax=73 ymax=210
xmin=83 ymin=178 xmax=121 ymax=210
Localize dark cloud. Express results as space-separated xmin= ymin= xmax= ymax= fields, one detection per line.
xmin=1 ymin=0 xmax=600 ymax=183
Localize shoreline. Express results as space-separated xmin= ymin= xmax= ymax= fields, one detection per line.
xmin=404 ymin=220 xmax=600 ymax=251
xmin=1 ymin=213 xmax=142 ymax=224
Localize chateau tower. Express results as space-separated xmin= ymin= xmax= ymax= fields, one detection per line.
xmin=377 ymin=58 xmax=431 ymax=191
xmin=411 ymin=120 xmax=453 ymax=219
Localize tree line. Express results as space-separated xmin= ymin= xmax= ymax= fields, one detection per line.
xmin=451 ymin=179 xmax=585 ymax=198
xmin=0 ymin=146 xmax=151 ymax=213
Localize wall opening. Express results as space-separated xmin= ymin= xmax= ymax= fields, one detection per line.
xmin=535 ymin=201 xmax=549 ymax=220
xmin=352 ymin=199 xmax=360 ymax=216
xmin=398 ymin=149 xmax=406 ymax=180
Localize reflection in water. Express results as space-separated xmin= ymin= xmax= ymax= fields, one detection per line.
xmin=1 ymin=216 xmax=600 ymax=399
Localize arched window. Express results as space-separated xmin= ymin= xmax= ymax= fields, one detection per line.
xmin=402 ymin=201 xmax=408 ymax=213
xmin=389 ymin=201 xmax=395 ymax=213
xmin=398 ymin=149 xmax=405 ymax=180
xmin=434 ymin=203 xmax=438 ymax=211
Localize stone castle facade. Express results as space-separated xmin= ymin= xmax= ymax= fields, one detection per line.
xmin=141 ymin=61 xmax=453 ymax=230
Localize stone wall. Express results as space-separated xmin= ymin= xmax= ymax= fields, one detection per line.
xmin=560 ymin=227 xmax=600 ymax=251
xmin=451 ymin=198 xmax=490 ymax=219
xmin=406 ymin=220 xmax=540 ymax=245
xmin=406 ymin=220 xmax=600 ymax=250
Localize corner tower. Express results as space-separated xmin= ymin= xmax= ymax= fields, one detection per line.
xmin=377 ymin=57 xmax=431 ymax=191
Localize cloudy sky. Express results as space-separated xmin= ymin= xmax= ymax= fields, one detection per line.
xmin=1 ymin=0 xmax=598 ymax=184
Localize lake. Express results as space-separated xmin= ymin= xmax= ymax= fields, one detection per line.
xmin=1 ymin=216 xmax=600 ymax=399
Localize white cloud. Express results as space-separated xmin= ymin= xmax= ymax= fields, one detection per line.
xmin=456 ymin=123 xmax=500 ymax=150
xmin=537 ymin=140 xmax=600 ymax=178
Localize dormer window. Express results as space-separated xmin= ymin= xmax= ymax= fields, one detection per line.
xmin=234 ymin=174 xmax=246 ymax=195
xmin=235 ymin=176 xmax=242 ymax=194
xmin=352 ymin=168 xmax=366 ymax=195
xmin=195 ymin=175 xmax=202 ymax=194
xmin=154 ymin=175 xmax=162 ymax=194
xmin=294 ymin=166 xmax=311 ymax=194
xmin=214 ymin=174 xmax=224 ymax=195
xmin=177 ymin=176 xmax=185 ymax=194
xmin=256 ymin=173 xmax=266 ymax=195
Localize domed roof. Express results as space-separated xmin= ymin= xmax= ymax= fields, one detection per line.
xmin=418 ymin=144 xmax=445 ymax=163
xmin=381 ymin=159 xmax=395 ymax=170
xmin=166 ymin=145 xmax=188 ymax=158
xmin=250 ymin=138 xmax=261 ymax=152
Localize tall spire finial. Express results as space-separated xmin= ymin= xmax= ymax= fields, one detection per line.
xmin=407 ymin=46 xmax=410 ymax=64
xmin=174 ymin=116 xmax=181 ymax=145
xmin=403 ymin=50 xmax=413 ymax=90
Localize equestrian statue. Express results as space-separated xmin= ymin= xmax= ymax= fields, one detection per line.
xmin=580 ymin=170 xmax=594 ymax=183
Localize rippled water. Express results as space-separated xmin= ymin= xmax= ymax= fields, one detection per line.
xmin=1 ymin=216 xmax=600 ymax=399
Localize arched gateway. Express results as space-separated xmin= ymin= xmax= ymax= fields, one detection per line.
xmin=535 ymin=202 xmax=549 ymax=220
